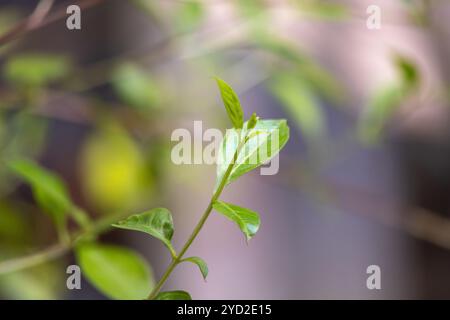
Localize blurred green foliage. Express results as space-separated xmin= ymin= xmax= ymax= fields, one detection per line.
xmin=76 ymin=243 xmax=154 ymax=300
xmin=358 ymin=54 xmax=420 ymax=143
xmin=111 ymin=63 xmax=161 ymax=112
xmin=80 ymin=120 xmax=153 ymax=212
xmin=4 ymin=54 xmax=71 ymax=88
xmin=8 ymin=158 xmax=73 ymax=240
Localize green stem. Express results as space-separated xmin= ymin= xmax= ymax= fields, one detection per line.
xmin=147 ymin=137 xmax=245 ymax=300
xmin=0 ymin=211 xmax=129 ymax=275
xmin=70 ymin=206 xmax=92 ymax=230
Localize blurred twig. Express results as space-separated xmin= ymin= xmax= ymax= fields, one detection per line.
xmin=28 ymin=0 xmax=55 ymax=29
xmin=0 ymin=0 xmax=107 ymax=48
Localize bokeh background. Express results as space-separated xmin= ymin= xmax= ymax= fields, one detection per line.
xmin=1 ymin=0 xmax=450 ymax=299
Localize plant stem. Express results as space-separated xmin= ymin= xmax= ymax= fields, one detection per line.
xmin=147 ymin=138 xmax=244 ymax=299
xmin=0 ymin=211 xmax=129 ymax=275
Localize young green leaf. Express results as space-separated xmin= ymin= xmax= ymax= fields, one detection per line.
xmin=216 ymin=119 xmax=289 ymax=189
xmin=155 ymin=290 xmax=192 ymax=300
xmin=181 ymin=256 xmax=208 ymax=281
xmin=7 ymin=159 xmax=71 ymax=228
xmin=112 ymin=208 xmax=176 ymax=257
xmin=247 ymin=112 xmax=258 ymax=130
xmin=212 ymin=201 xmax=260 ymax=241
xmin=76 ymin=243 xmax=153 ymax=300
xmin=215 ymin=77 xmax=244 ymax=129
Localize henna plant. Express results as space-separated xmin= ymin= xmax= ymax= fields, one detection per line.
xmin=1 ymin=78 xmax=289 ymax=300
xmin=113 ymin=78 xmax=289 ymax=300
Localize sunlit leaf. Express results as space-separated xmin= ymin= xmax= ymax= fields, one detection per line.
xmin=215 ymin=77 xmax=244 ymax=129
xmin=76 ymin=243 xmax=153 ymax=300
xmin=270 ymin=72 xmax=325 ymax=139
xmin=4 ymin=54 xmax=71 ymax=87
xmin=111 ymin=63 xmax=160 ymax=111
xmin=216 ymin=119 xmax=289 ymax=189
xmin=212 ymin=201 xmax=260 ymax=241
xmin=113 ymin=208 xmax=176 ymax=257
xmin=155 ymin=290 xmax=192 ymax=300
xmin=182 ymin=256 xmax=208 ymax=280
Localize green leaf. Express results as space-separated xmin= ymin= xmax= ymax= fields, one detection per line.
xmin=270 ymin=72 xmax=324 ymax=139
xmin=76 ymin=243 xmax=153 ymax=300
xmin=111 ymin=63 xmax=160 ymax=111
xmin=358 ymin=85 xmax=404 ymax=143
xmin=7 ymin=159 xmax=71 ymax=227
xmin=212 ymin=201 xmax=260 ymax=241
xmin=182 ymin=256 xmax=208 ymax=280
xmin=113 ymin=208 xmax=176 ymax=257
xmin=247 ymin=112 xmax=258 ymax=130
xmin=215 ymin=77 xmax=244 ymax=129
xmin=4 ymin=54 xmax=70 ymax=87
xmin=155 ymin=290 xmax=192 ymax=300
xmin=393 ymin=54 xmax=419 ymax=89
xmin=216 ymin=119 xmax=289 ymax=188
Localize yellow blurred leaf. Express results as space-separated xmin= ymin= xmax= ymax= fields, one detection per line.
xmin=80 ymin=121 xmax=150 ymax=212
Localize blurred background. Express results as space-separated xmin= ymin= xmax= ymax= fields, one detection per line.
xmin=1 ymin=0 xmax=450 ymax=299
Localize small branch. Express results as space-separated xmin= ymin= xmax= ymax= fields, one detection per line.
xmin=0 ymin=244 xmax=68 ymax=275
xmin=0 ymin=0 xmax=107 ymax=48
xmin=0 ymin=211 xmax=128 ymax=275
xmin=147 ymin=135 xmax=246 ymax=299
